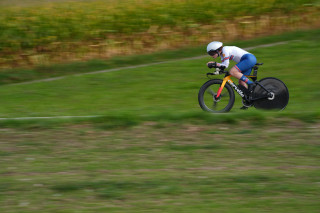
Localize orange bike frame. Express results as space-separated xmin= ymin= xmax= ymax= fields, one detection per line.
xmin=216 ymin=75 xmax=256 ymax=98
xmin=216 ymin=76 xmax=231 ymax=98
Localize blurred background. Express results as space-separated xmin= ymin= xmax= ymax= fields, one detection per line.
xmin=0 ymin=1 xmax=319 ymax=212
xmin=0 ymin=0 xmax=319 ymax=69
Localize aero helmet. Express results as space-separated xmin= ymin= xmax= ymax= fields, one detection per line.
xmin=207 ymin=41 xmax=223 ymax=56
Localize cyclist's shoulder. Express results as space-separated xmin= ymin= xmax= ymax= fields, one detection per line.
xmin=222 ymin=45 xmax=241 ymax=52
xmin=222 ymin=46 xmax=232 ymax=54
xmin=225 ymin=46 xmax=249 ymax=55
xmin=227 ymin=45 xmax=244 ymax=50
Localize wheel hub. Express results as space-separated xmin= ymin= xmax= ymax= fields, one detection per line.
xmin=268 ymin=92 xmax=275 ymax=100
xmin=213 ymin=95 xmax=221 ymax=102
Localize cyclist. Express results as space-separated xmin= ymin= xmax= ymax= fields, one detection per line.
xmin=206 ymin=41 xmax=257 ymax=92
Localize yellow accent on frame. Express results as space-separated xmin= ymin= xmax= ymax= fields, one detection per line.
xmin=221 ymin=75 xmax=232 ymax=89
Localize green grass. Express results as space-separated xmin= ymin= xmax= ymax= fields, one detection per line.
xmin=0 ymin=30 xmax=319 ymax=123
xmin=0 ymin=0 xmax=317 ymax=49
xmin=0 ymin=121 xmax=319 ymax=212
xmin=0 ymin=29 xmax=320 ymax=85
xmin=0 ymin=31 xmax=319 ymax=212
xmin=0 ymin=0 xmax=319 ymax=69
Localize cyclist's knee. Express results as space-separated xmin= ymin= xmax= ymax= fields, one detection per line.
xmin=229 ymin=67 xmax=238 ymax=75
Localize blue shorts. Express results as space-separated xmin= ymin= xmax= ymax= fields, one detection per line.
xmin=234 ymin=54 xmax=257 ymax=75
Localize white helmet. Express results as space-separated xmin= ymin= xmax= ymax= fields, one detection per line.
xmin=207 ymin=41 xmax=223 ymax=56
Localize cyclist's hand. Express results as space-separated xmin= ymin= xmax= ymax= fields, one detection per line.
xmin=207 ymin=62 xmax=217 ymax=69
xmin=213 ymin=69 xmax=220 ymax=75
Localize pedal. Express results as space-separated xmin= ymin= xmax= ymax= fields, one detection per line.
xmin=242 ymin=99 xmax=253 ymax=108
xmin=240 ymin=106 xmax=248 ymax=110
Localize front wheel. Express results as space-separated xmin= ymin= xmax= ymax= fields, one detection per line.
xmin=198 ymin=79 xmax=235 ymax=113
xmin=253 ymin=77 xmax=289 ymax=110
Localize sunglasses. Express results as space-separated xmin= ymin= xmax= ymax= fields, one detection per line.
xmin=208 ymin=50 xmax=219 ymax=56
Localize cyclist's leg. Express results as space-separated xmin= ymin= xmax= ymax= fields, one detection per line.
xmin=239 ymin=68 xmax=253 ymax=88
xmin=229 ymin=66 xmax=252 ymax=89
xmin=230 ymin=54 xmax=256 ymax=88
xmin=238 ymin=80 xmax=247 ymax=88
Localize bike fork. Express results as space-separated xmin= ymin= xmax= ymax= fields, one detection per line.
xmin=216 ymin=77 xmax=230 ymax=98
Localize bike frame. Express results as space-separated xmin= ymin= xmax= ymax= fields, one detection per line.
xmin=216 ymin=73 xmax=268 ymax=100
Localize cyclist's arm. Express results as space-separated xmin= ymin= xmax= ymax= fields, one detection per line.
xmin=207 ymin=62 xmax=226 ymax=71
xmin=207 ymin=49 xmax=229 ymax=69
xmin=217 ymin=52 xmax=230 ymax=68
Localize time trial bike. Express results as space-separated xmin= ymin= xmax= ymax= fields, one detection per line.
xmin=198 ymin=63 xmax=289 ymax=113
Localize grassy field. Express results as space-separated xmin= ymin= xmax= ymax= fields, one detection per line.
xmin=0 ymin=31 xmax=319 ymax=212
xmin=1 ymin=121 xmax=319 ymax=212
xmin=0 ymin=29 xmax=319 ymax=85
xmin=0 ymin=30 xmax=319 ymax=119
xmin=0 ymin=0 xmax=319 ymax=68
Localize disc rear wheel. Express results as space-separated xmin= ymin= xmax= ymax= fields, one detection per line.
xmin=253 ymin=77 xmax=289 ymax=110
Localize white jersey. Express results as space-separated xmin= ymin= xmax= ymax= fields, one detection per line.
xmin=218 ymin=46 xmax=250 ymax=68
